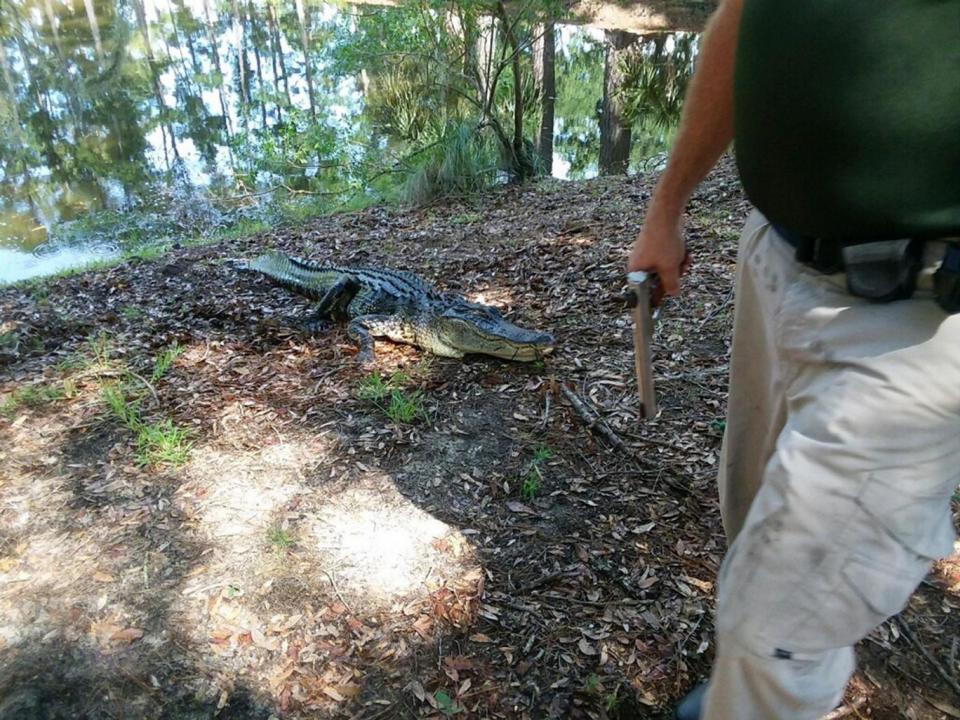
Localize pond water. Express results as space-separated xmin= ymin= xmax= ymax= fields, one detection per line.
xmin=0 ymin=0 xmax=697 ymax=283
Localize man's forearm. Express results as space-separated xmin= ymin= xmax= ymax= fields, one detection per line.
xmin=650 ymin=0 xmax=743 ymax=221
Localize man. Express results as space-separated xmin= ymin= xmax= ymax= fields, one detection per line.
xmin=627 ymin=1 xmax=960 ymax=718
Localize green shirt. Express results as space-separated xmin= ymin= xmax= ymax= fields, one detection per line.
xmin=734 ymin=0 xmax=960 ymax=241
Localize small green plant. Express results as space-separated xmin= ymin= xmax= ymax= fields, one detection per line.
xmin=604 ymin=687 xmax=622 ymax=712
xmin=85 ymin=332 xmax=113 ymax=368
xmin=101 ymin=383 xmax=191 ymax=467
xmin=532 ymin=446 xmax=553 ymax=464
xmin=120 ymin=305 xmax=144 ymax=320
xmin=357 ymin=371 xmax=426 ymax=423
xmin=519 ymin=445 xmax=552 ymax=501
xmin=0 ymin=330 xmax=18 ymax=354
xmin=101 ymin=383 xmax=141 ymax=430
xmin=385 ymin=389 xmax=425 ymax=424
xmin=268 ymin=527 xmax=294 ymax=550
xmin=1 ymin=383 xmax=68 ymax=419
xmin=356 ymin=370 xmax=410 ymax=402
xmin=357 ymin=370 xmax=390 ymax=402
xmin=520 ymin=472 xmax=541 ymax=502
xmin=134 ymin=419 xmax=193 ymax=467
xmin=151 ymin=343 xmax=183 ymax=381
xmin=583 ymin=674 xmax=600 ymax=693
xmin=709 ymin=418 xmax=727 ymax=433
xmin=433 ymin=690 xmax=463 ymax=716
xmin=449 ymin=211 xmax=481 ymax=225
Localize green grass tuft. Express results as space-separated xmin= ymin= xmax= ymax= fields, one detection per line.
xmin=268 ymin=527 xmax=294 ymax=550
xmin=356 ymin=370 xmax=411 ymax=402
xmin=120 ymin=305 xmax=144 ymax=321
xmin=151 ymin=343 xmax=184 ymax=381
xmin=101 ymin=382 xmax=192 ymax=467
xmin=134 ymin=419 xmax=193 ymax=467
xmin=385 ymin=389 xmax=426 ymax=424
xmin=1 ymin=383 xmax=70 ymax=419
xmin=518 ymin=445 xmax=552 ymax=501
xmin=101 ymin=383 xmax=141 ymax=430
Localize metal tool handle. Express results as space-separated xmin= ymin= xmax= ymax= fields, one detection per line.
xmin=626 ymin=271 xmax=658 ymax=419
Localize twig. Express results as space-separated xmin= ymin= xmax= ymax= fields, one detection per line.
xmin=322 ymin=569 xmax=352 ymax=613
xmin=822 ymin=698 xmax=866 ymax=719
xmin=516 ymin=563 xmax=581 ymax=594
xmin=895 ymin=614 xmax=960 ymax=698
xmin=539 ymin=388 xmax=551 ymax=428
xmin=558 ymin=383 xmax=626 ymax=451
xmin=126 ymin=370 xmax=160 ymax=406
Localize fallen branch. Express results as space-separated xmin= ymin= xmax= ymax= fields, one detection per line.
xmin=558 ymin=383 xmax=626 ymax=451
xmin=895 ymin=614 xmax=960 ymax=698
xmin=822 ymin=698 xmax=867 ymax=719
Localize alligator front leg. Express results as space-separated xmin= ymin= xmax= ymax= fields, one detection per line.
xmin=347 ymin=314 xmax=397 ymax=364
xmin=302 ymin=276 xmax=360 ymax=333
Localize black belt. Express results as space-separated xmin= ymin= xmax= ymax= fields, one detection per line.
xmin=773 ymin=224 xmax=844 ymax=273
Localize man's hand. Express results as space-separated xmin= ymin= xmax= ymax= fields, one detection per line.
xmin=627 ymin=213 xmax=691 ymax=304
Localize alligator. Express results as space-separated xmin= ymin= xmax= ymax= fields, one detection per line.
xmin=237 ymin=251 xmax=554 ymax=362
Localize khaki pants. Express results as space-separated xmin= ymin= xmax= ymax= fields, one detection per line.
xmin=704 ymin=211 xmax=960 ymax=719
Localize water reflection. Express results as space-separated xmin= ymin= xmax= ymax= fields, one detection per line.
xmin=0 ymin=0 xmax=696 ymax=282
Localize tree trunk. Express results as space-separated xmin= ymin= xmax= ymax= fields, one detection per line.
xmin=82 ymin=0 xmax=103 ymax=60
xmin=495 ymin=1 xmax=533 ymax=179
xmin=599 ymin=30 xmax=637 ymax=175
xmin=134 ymin=0 xmax=180 ymax=163
xmin=532 ymin=21 xmax=555 ymax=175
xmin=0 ymin=41 xmax=20 ymax=129
xmin=202 ymin=0 xmax=234 ymax=138
xmin=294 ymin=0 xmax=316 ymax=121
xmin=230 ymin=0 xmax=249 ymax=128
xmin=268 ymin=3 xmax=293 ymax=110
xmin=247 ymin=0 xmax=268 ymax=127
xmin=265 ymin=2 xmax=283 ymax=121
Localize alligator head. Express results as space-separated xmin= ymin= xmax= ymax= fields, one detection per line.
xmin=432 ymin=300 xmax=554 ymax=362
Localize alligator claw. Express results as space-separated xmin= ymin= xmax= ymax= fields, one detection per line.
xmin=356 ymin=349 xmax=376 ymax=367
xmin=302 ymin=318 xmax=333 ymax=335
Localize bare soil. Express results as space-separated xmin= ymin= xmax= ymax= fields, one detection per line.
xmin=1 ymin=159 xmax=958 ymax=719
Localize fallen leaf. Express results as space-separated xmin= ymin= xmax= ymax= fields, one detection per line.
xmin=506 ymin=501 xmax=535 ymax=515
xmin=322 ymin=686 xmax=345 ymax=702
xmin=578 ymin=638 xmax=596 ymax=656
xmin=111 ymin=627 xmax=144 ymax=644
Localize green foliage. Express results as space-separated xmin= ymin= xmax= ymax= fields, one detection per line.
xmin=357 ymin=370 xmax=427 ymax=424
xmin=101 ymin=382 xmax=141 ymax=430
xmin=709 ymin=418 xmax=726 ymax=433
xmin=120 ymin=305 xmax=144 ymax=320
xmin=356 ymin=370 xmax=410 ymax=402
xmin=85 ymin=331 xmax=113 ymax=369
xmin=268 ymin=527 xmax=294 ymax=550
xmin=0 ymin=331 xmax=20 ymax=354
xmin=449 ymin=211 xmax=481 ymax=225
xmin=583 ymin=674 xmax=600 ymax=693
xmin=134 ymin=419 xmax=193 ymax=467
xmin=433 ymin=690 xmax=464 ymax=716
xmin=385 ymin=389 xmax=426 ymax=424
xmin=617 ymin=34 xmax=696 ymax=130
xmin=402 ymin=122 xmax=500 ymax=205
xmin=101 ymin=379 xmax=192 ymax=467
xmin=518 ymin=445 xmax=552 ymax=501
xmin=0 ymin=383 xmax=68 ymax=419
xmin=151 ymin=343 xmax=184 ymax=382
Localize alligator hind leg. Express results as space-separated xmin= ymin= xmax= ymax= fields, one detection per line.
xmin=347 ymin=314 xmax=398 ymax=364
xmin=302 ymin=276 xmax=360 ymax=333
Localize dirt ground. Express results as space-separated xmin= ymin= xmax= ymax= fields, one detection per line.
xmin=2 ymin=160 xmax=959 ymax=719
